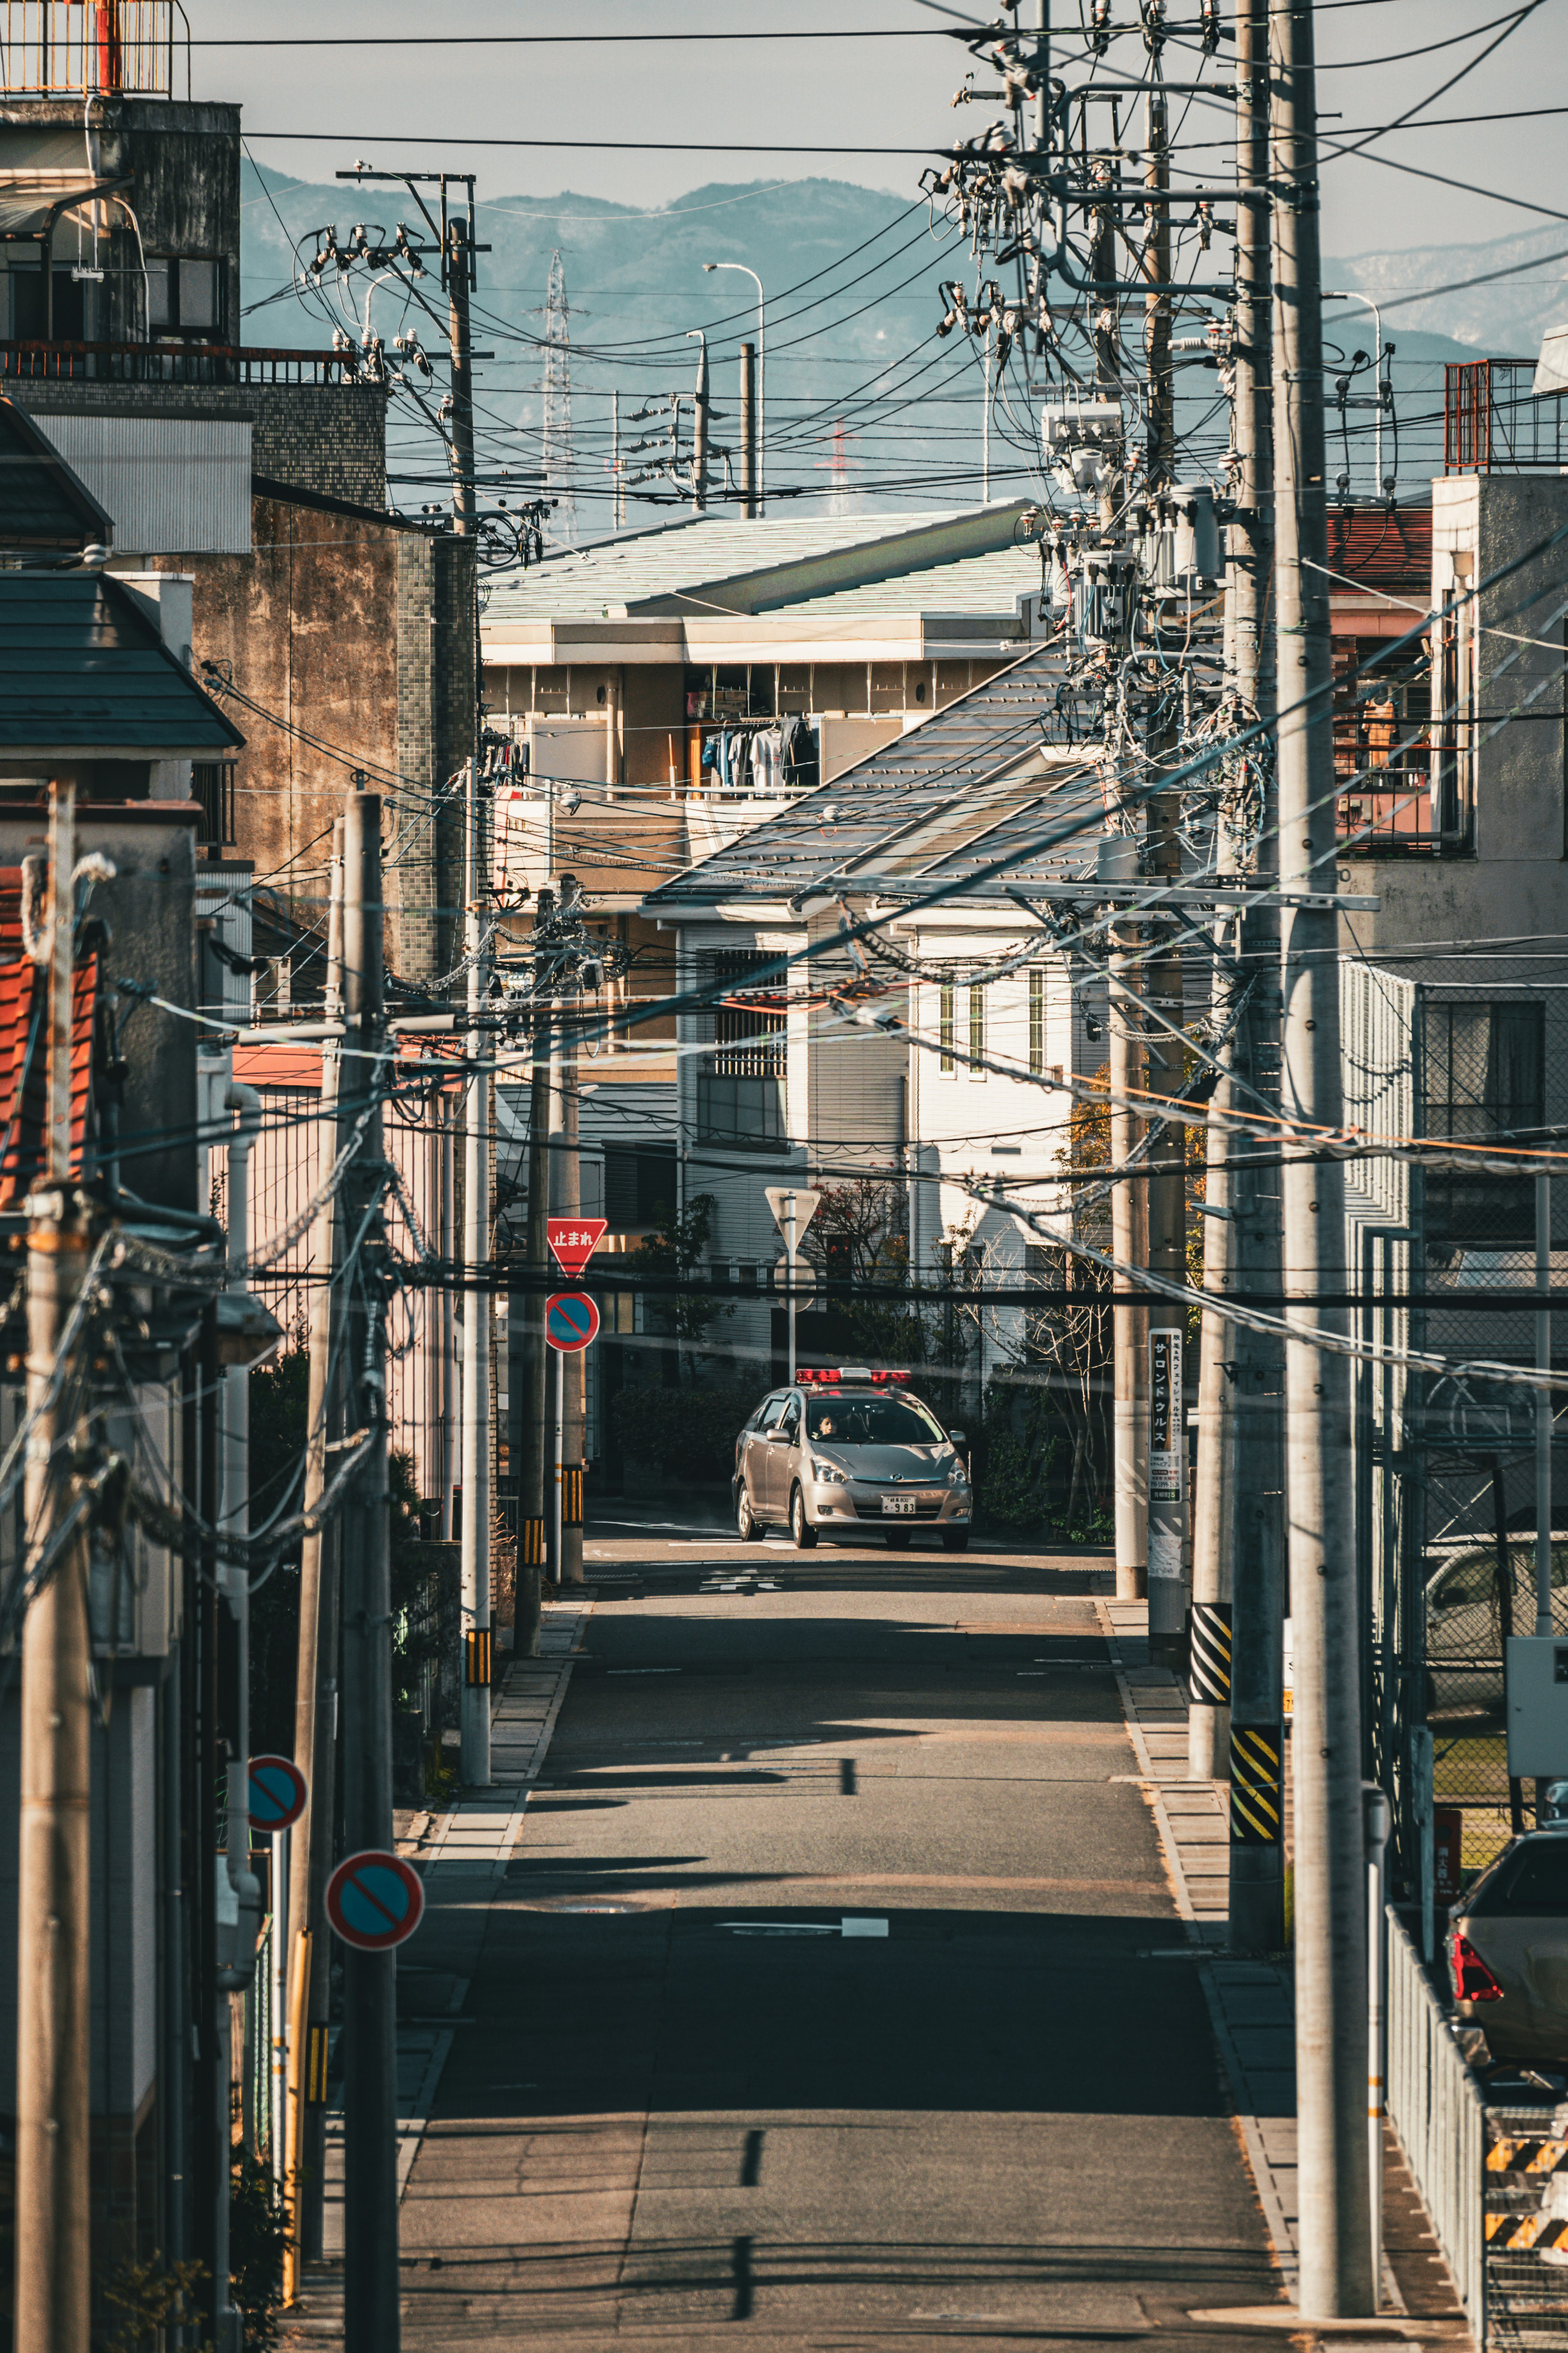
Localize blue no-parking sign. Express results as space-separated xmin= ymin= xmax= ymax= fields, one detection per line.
xmin=546 ymin=1291 xmax=600 ymax=1352
xmin=325 ymin=1850 xmax=425 ymax=1952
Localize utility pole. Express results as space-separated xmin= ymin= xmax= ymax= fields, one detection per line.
xmin=286 ymin=820 xmax=344 ymax=2291
xmin=450 ymin=205 xmax=493 ymax=1782
xmin=1209 ymin=0 xmax=1285 ymax=1952
xmin=554 ymin=929 xmax=584 ymax=1588
xmin=1091 ymin=146 xmax=1149 ymax=1607
xmin=1273 ymin=0 xmax=1372 ymax=2314
xmin=516 ymin=1002 xmax=550 ymax=1649
xmin=611 ymin=390 xmax=624 ymax=530
xmin=14 ymin=778 xmax=92 ymax=2353
xmin=688 ymin=330 xmax=710 ymax=512
xmin=740 ymin=342 xmax=757 ymax=518
xmin=336 ymin=793 xmax=401 ymax=2351
xmin=1139 ymin=87 xmax=1189 ymax=1671
xmin=460 ymin=759 xmax=493 ymax=1784
xmin=446 ymin=218 xmax=476 ymax=532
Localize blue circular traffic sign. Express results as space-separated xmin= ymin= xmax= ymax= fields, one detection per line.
xmin=546 ymin=1290 xmax=600 ymax=1352
xmin=325 ymin=1850 xmax=425 ymax=1952
xmin=249 ymin=1754 xmax=308 ymax=1832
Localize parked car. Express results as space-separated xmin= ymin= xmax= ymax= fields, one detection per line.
xmin=733 ymin=1368 xmax=973 ymax=1551
xmin=1450 ymin=1830 xmax=1568 ymax=2065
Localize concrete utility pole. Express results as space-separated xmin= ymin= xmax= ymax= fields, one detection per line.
xmin=688 ymin=330 xmax=710 ymax=512
xmin=516 ymin=1004 xmax=550 ymax=1650
xmin=336 ymin=794 xmax=402 ymax=2351
xmin=1139 ymin=87 xmax=1188 ymax=1671
xmin=1091 ymin=160 xmax=1149 ymax=1606
xmin=1272 ymin=0 xmax=1372 ymax=2314
xmin=553 ymin=948 xmax=584 ymax=1588
xmin=1205 ymin=0 xmax=1287 ymax=1953
xmin=740 ymin=342 xmax=757 ymax=518
xmin=286 ymin=820 xmax=345 ymax=2285
xmin=460 ymin=751 xmax=493 ymax=1785
xmin=14 ymin=779 xmax=92 ymax=2353
xmin=446 ymin=217 xmax=477 ymax=531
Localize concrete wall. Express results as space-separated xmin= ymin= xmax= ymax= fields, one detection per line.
xmin=159 ymin=493 xmax=472 ymax=986
xmin=1348 ymin=473 xmax=1568 ymax=972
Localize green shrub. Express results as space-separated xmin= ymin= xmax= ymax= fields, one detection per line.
xmin=610 ymin=1381 xmax=766 ymax=1485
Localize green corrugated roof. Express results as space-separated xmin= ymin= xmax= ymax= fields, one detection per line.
xmin=481 ymin=502 xmax=1037 ymax=623
xmin=0 ymin=573 xmax=245 ymax=754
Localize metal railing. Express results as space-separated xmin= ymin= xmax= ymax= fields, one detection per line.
xmin=1446 ymin=360 xmax=1568 ymax=475
xmin=0 ymin=0 xmax=189 ymax=97
xmin=1386 ymin=1905 xmax=1486 ymax=2343
xmin=0 ymin=340 xmax=359 ymax=387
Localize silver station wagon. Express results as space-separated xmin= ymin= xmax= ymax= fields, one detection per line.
xmin=733 ymin=1368 xmax=973 ymax=1552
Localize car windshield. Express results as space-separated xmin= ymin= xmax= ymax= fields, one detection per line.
xmin=806 ymin=1394 xmax=945 ymax=1446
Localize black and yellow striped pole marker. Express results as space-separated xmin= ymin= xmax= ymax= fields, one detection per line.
xmin=1230 ymin=1722 xmax=1283 ymax=1846
xmin=1190 ymin=1602 xmax=1232 ymax=1706
xmin=465 ymin=1627 xmax=492 ymax=1687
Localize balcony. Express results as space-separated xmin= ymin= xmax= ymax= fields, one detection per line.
xmin=0 ymin=338 xmax=363 ymax=387
xmin=0 ymin=1 xmax=187 ymax=98
xmin=1445 ymin=359 xmax=1568 ymax=474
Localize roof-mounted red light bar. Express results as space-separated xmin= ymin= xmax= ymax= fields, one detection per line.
xmin=797 ymin=1367 xmax=911 ymax=1385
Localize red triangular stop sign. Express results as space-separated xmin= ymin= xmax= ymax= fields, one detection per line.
xmin=546 ymin=1217 xmax=608 ymax=1278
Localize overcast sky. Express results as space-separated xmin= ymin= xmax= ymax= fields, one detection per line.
xmin=217 ymin=0 xmax=1567 ymax=267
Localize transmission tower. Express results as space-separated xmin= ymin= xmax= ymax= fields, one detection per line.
xmin=539 ymin=250 xmax=577 ymax=544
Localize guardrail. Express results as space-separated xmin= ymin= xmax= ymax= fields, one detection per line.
xmin=1386 ymin=1905 xmax=1486 ymax=2342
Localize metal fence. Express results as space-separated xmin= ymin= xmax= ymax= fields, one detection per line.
xmin=1387 ymin=1905 xmax=1487 ymax=2343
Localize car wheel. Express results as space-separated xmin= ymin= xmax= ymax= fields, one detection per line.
xmin=884 ymin=1529 xmax=913 ymax=1550
xmin=941 ymin=1530 xmax=969 ymax=1553
xmin=737 ymin=1483 xmax=765 ymax=1542
xmin=789 ymin=1484 xmax=818 ymax=1550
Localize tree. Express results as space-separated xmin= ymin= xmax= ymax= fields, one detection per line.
xmin=637 ymin=1191 xmax=732 ymax=1380
xmin=813 ymin=1176 xmax=932 ymax=1369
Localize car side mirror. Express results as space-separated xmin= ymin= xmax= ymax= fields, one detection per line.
xmin=949 ymin=1430 xmax=968 ymax=1448
xmin=769 ymin=1427 xmax=790 ymax=1443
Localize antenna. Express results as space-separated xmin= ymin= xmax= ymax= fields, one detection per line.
xmin=539 ymin=251 xmax=577 ymax=545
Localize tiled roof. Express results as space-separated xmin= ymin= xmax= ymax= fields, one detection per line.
xmin=645 ymin=642 xmax=1100 ymax=911
xmin=1327 ymin=502 xmax=1432 ymax=593
xmin=481 ymin=502 xmax=1036 ymax=623
xmin=0 ymin=572 xmax=245 ymax=756
xmin=0 ymin=946 xmax=97 ymax=1205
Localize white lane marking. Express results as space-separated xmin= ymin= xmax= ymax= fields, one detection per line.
xmin=608 ymin=1667 xmax=682 ymax=1675
xmin=842 ymin=1917 xmax=889 ymax=1938
xmin=719 ymin=1916 xmax=889 ymax=1939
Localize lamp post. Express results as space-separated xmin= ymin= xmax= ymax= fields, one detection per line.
xmin=703 ymin=261 xmax=765 ymax=513
xmin=1323 ymin=290 xmax=1390 ymax=499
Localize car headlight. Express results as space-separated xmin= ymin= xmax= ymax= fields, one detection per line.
xmin=811 ymin=1458 xmax=844 ymax=1484
xmin=949 ymin=1464 xmax=969 ymax=1488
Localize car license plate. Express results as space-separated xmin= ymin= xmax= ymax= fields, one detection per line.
xmin=881 ymin=1496 xmax=916 ymax=1516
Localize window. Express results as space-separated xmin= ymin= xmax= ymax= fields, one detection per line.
xmin=194 ymin=761 xmax=236 ymax=849
xmin=940 ymin=984 xmax=954 ymax=1072
xmin=604 ymin=1146 xmax=676 ymax=1232
xmin=696 ymin=1073 xmax=784 ymax=1150
xmin=1423 ymin=1001 xmax=1544 ymax=1245
xmin=1333 ymin=632 xmax=1436 ymax=855
xmin=148 ymin=256 xmax=222 ymax=338
xmin=8 ymin=263 xmax=85 ymax=342
xmin=969 ymin=983 xmax=985 ymax=1077
xmin=1029 ymin=967 xmax=1045 ymax=1075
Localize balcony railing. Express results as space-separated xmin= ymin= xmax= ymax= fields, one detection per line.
xmin=0 ymin=339 xmax=362 ymax=386
xmin=0 ymin=0 xmax=189 ymax=98
xmin=1445 ymin=357 xmax=1568 ymax=473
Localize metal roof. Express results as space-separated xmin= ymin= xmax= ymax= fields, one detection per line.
xmin=0 ymin=395 xmax=113 ymax=551
xmin=766 ymin=537 xmax=1042 ymax=619
xmin=0 ymin=571 xmax=246 ymax=757
xmin=481 ymin=502 xmax=1038 ymax=624
xmin=644 ymin=642 xmax=1104 ymax=914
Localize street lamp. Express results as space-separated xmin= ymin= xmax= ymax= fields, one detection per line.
xmin=1324 ymin=290 xmax=1392 ymax=501
xmin=703 ymin=260 xmax=765 ymax=514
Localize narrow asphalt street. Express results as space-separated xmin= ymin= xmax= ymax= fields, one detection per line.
xmin=399 ymin=1512 xmax=1285 ymax=2349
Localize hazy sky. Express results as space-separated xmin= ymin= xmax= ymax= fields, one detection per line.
xmin=216 ymin=0 xmax=1567 ymax=265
